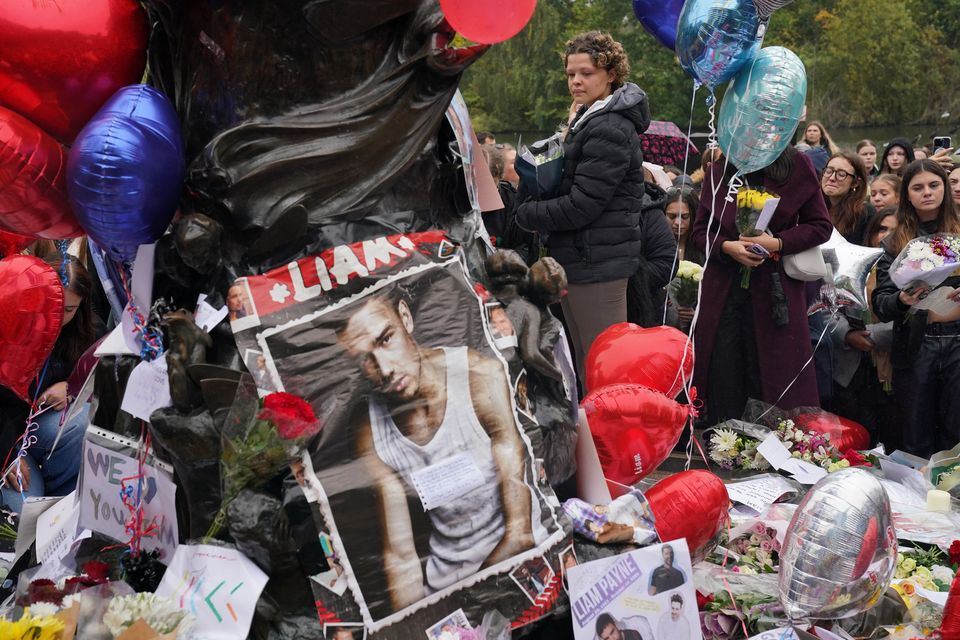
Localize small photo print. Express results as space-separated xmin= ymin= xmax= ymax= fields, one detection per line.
xmin=243 ymin=348 xmax=276 ymax=392
xmin=485 ymin=302 xmax=518 ymax=350
xmin=534 ymin=458 xmax=549 ymax=489
xmin=228 ymin=278 xmax=261 ymax=331
xmin=510 ymin=555 xmax=556 ymax=604
xmin=323 ymin=622 xmax=366 ymax=639
xmin=514 ymin=370 xmax=534 ymax=418
xmin=424 ymin=608 xmax=472 ymax=639
xmin=559 ymin=544 xmax=578 ymax=577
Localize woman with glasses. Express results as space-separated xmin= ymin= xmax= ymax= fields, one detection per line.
xmin=516 ymin=31 xmax=655 ymax=388
xmin=872 ymin=160 xmax=960 ymax=457
xmin=821 ymin=152 xmax=874 ymax=245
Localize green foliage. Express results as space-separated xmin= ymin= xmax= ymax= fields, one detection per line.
xmin=459 ymin=0 xmax=960 ymax=134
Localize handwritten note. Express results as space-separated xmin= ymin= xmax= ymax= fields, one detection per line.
xmin=726 ymin=475 xmax=797 ymax=515
xmin=755 ymin=197 xmax=782 ymax=232
xmin=77 ymin=441 xmax=178 ymax=559
xmin=757 ymin=434 xmax=827 ymax=485
xmin=120 ymin=358 xmax=172 ymax=422
xmin=36 ymin=492 xmax=80 ymax=565
xmin=156 ymin=544 xmax=268 ymax=640
xmin=195 ymin=294 xmax=229 ymax=332
xmin=410 ymin=452 xmax=486 ymax=511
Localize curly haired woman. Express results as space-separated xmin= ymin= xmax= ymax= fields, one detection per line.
xmin=517 ymin=31 xmax=673 ymax=388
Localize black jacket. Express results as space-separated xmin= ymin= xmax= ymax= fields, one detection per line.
xmin=628 ymin=183 xmax=681 ymax=326
xmin=872 ymin=221 xmax=960 ymax=368
xmin=516 ymin=83 xmax=651 ymax=283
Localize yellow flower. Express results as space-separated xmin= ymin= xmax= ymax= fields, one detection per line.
xmin=900 ymin=557 xmax=917 ymax=573
xmin=0 ymin=612 xmax=64 ymax=640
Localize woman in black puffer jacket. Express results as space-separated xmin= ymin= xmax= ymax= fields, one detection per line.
xmin=517 ymin=31 xmax=653 ymax=387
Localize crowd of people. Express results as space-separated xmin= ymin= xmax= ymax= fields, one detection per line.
xmin=480 ymin=30 xmax=960 ymax=461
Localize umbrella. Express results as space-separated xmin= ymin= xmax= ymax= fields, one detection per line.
xmin=639 ymin=120 xmax=699 ymax=166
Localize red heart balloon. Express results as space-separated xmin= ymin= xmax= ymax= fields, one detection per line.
xmin=0 ymin=230 xmax=31 ymax=258
xmin=439 ymin=0 xmax=537 ymax=44
xmin=0 ymin=0 xmax=148 ymax=143
xmin=0 ymin=255 xmax=64 ymax=401
xmin=0 ymin=105 xmax=84 ymax=238
xmin=582 ymin=384 xmax=689 ymax=491
xmin=586 ymin=323 xmax=694 ymax=398
xmin=940 ymin=570 xmax=960 ymax=640
xmin=645 ymin=470 xmax=729 ymax=556
xmin=793 ymin=411 xmax=870 ymax=452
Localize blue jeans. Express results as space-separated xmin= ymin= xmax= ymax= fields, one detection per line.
xmin=1 ymin=404 xmax=88 ymax=512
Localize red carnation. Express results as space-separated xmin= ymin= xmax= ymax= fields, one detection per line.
xmin=841 ymin=449 xmax=870 ymax=467
xmin=81 ymin=560 xmax=111 ymax=582
xmin=259 ymin=392 xmax=320 ymax=440
xmin=950 ymin=539 xmax=960 ymax=567
xmin=696 ymin=591 xmax=715 ymax=610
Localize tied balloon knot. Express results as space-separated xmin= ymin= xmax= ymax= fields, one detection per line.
xmin=686 ymin=387 xmax=701 ymax=419
xmin=724 ymin=175 xmax=744 ymax=203
xmin=117 ymin=424 xmax=159 ymax=556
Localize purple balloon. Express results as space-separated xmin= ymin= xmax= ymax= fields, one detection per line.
xmin=67 ymin=84 xmax=184 ymax=263
xmin=632 ymin=0 xmax=685 ymax=50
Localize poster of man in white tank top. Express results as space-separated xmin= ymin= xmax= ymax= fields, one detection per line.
xmin=230 ymin=232 xmax=570 ymax=637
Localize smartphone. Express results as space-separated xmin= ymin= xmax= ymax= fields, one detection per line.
xmin=748 ymin=243 xmax=770 ymax=258
xmin=933 ymin=136 xmax=952 ymax=153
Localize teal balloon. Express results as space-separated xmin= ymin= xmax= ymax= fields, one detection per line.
xmin=718 ymin=46 xmax=807 ymax=175
xmin=676 ymin=0 xmax=761 ymax=91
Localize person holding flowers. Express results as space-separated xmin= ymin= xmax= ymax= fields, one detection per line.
xmin=692 ymin=147 xmax=833 ymax=424
xmin=663 ymin=187 xmax=703 ymax=330
xmin=873 ymin=159 xmax=960 ymax=457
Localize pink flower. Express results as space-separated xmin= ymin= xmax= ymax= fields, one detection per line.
xmin=752 ymin=522 xmax=767 ymax=535
xmin=760 ymin=540 xmax=774 ymax=552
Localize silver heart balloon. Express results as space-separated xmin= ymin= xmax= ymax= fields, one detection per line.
xmin=753 ymin=0 xmax=795 ymax=19
xmin=821 ymin=229 xmax=884 ymax=312
xmin=779 ymin=467 xmax=896 ymax=622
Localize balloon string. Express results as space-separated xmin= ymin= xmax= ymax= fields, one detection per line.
xmin=718 ymin=517 xmax=751 ymax=639
xmin=117 ymin=421 xmax=159 ymax=557
xmin=118 ymin=267 xmax=164 ymax=362
xmin=755 ymin=308 xmax=839 ymax=423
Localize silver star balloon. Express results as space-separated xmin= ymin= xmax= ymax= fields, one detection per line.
xmin=779 ymin=468 xmax=897 ymax=622
xmin=753 ymin=0 xmax=794 ymax=19
xmin=820 ymin=229 xmax=884 ymax=312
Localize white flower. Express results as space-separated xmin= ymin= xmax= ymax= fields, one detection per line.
xmin=103 ymin=593 xmax=192 ymax=637
xmin=711 ymin=428 xmax=739 ymax=452
xmin=932 ymin=564 xmax=955 ymax=584
xmin=27 ymin=602 xmax=60 ymax=617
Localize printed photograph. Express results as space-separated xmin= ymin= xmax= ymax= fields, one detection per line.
xmin=424 ymin=608 xmax=471 ymax=640
xmin=510 ymin=555 xmax=556 ymax=605
xmin=322 ymin=622 xmax=366 ymax=640
xmin=257 ymin=261 xmax=563 ymax=623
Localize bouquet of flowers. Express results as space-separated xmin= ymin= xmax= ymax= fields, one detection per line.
xmin=721 ymin=522 xmax=782 ymax=575
xmin=894 ymin=547 xmax=955 ymax=592
xmin=699 ymin=590 xmax=782 ymax=639
xmin=672 ymin=260 xmax=703 ymax=308
xmin=103 ymin=592 xmax=193 ymax=638
xmin=206 ymin=387 xmax=321 ymax=538
xmin=708 ymin=419 xmax=875 ymax=472
xmin=734 ymin=187 xmax=777 ymax=287
xmin=890 ymin=233 xmax=960 ymax=289
xmin=735 ymin=187 xmax=777 ymax=238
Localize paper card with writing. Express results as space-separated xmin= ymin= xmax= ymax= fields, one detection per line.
xmin=568 ymin=539 xmax=702 ymax=640
xmin=36 ymin=492 xmax=80 ymax=565
xmin=120 ymin=358 xmax=173 ymax=422
xmin=77 ymin=440 xmax=178 ymax=559
xmin=155 ymin=544 xmax=268 ymax=640
xmin=409 ymin=452 xmax=486 ymax=511
xmin=726 ymin=474 xmax=798 ymax=515
xmin=195 ymin=294 xmax=229 ymax=332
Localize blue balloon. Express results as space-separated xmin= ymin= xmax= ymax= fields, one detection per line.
xmin=632 ymin=0 xmax=685 ymax=50
xmin=676 ymin=0 xmax=761 ymax=91
xmin=718 ymin=46 xmax=807 ymax=175
xmin=67 ymin=84 xmax=184 ymax=263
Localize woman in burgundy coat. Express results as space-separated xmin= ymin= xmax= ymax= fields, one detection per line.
xmin=692 ymin=147 xmax=833 ymax=423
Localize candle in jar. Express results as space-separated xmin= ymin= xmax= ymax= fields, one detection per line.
xmin=927 ymin=489 xmax=951 ymax=513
